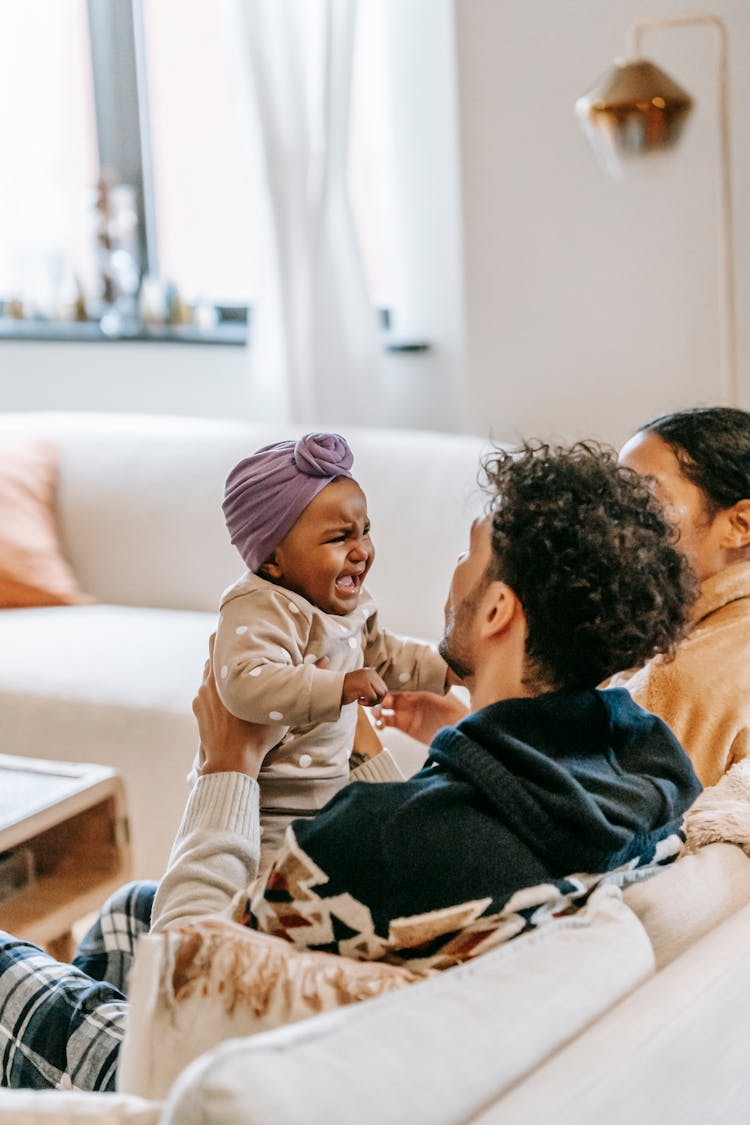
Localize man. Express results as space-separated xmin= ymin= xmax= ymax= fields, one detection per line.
xmin=0 ymin=442 xmax=702 ymax=1090
xmin=386 ymin=409 xmax=750 ymax=788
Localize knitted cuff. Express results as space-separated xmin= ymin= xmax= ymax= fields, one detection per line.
xmin=178 ymin=771 xmax=259 ymax=839
xmin=349 ymin=748 xmax=405 ymax=784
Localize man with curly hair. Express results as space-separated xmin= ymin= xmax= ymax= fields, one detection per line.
xmin=150 ymin=443 xmax=701 ymax=955
xmin=387 ymin=411 xmax=750 ymax=790
xmin=0 ymin=442 xmax=703 ymax=1091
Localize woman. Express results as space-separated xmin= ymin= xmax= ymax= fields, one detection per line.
xmin=381 ymin=407 xmax=750 ymax=787
xmin=616 ymin=407 xmax=750 ymax=784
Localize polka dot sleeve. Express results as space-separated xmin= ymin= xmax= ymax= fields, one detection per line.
xmin=215 ymin=586 xmax=346 ymax=726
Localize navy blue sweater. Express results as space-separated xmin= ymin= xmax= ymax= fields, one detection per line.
xmin=251 ymin=688 xmax=702 ymax=962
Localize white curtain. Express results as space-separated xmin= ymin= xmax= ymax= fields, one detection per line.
xmin=227 ymin=0 xmax=381 ymax=424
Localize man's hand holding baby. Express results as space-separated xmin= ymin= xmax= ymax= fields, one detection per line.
xmin=342 ymin=667 xmax=387 ymax=707
xmin=195 ymin=635 xmax=281 ymax=779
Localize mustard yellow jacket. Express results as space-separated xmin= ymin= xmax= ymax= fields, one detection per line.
xmin=612 ymin=561 xmax=750 ymax=787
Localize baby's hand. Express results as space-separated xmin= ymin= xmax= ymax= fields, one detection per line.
xmin=374 ymin=689 xmax=469 ymax=745
xmin=342 ymin=667 xmax=387 ymax=707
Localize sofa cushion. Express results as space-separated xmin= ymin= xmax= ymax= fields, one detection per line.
xmin=0 ymin=440 xmax=91 ymax=608
xmin=147 ymin=886 xmax=654 ymax=1123
xmin=0 ymin=604 xmax=215 ymax=878
xmin=0 ymin=1089 xmax=161 ymax=1122
xmin=623 ymin=841 xmax=750 ymax=968
xmin=0 ymin=602 xmax=423 ymax=876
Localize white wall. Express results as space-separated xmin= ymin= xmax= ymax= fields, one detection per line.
xmin=2 ymin=0 xmax=749 ymax=447
xmin=455 ymin=0 xmax=750 ymax=446
xmin=0 ymin=338 xmax=456 ymax=432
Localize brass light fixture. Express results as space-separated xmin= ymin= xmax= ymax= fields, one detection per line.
xmin=575 ymin=16 xmax=737 ymax=406
xmin=576 ymin=60 xmax=693 ymax=177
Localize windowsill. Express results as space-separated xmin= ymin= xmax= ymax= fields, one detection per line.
xmin=0 ymin=318 xmax=245 ymax=347
xmin=0 ymin=318 xmax=430 ymax=353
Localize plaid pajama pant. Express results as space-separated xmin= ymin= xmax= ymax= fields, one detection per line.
xmin=0 ymin=879 xmax=156 ymax=1091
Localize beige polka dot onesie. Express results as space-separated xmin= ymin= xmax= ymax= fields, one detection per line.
xmin=214 ymin=571 xmax=449 ymax=869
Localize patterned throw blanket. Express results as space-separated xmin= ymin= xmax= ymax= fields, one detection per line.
xmin=238 ymin=828 xmax=685 ymax=973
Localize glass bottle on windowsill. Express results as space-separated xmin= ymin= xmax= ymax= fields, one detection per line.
xmin=91 ymin=175 xmax=141 ymax=338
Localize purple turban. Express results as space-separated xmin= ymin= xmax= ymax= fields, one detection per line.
xmin=223 ymin=432 xmax=355 ymax=572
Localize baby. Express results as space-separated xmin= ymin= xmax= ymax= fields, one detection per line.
xmin=214 ymin=431 xmax=450 ymax=868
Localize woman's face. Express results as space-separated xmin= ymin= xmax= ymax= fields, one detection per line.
xmin=619 ymin=430 xmax=727 ymax=582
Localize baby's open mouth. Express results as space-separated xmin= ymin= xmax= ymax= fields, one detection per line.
xmin=335 ymin=573 xmax=362 ymax=595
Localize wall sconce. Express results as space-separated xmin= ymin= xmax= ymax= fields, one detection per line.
xmin=575 ymin=15 xmax=737 ymax=406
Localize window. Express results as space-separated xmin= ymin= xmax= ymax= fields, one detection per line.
xmin=0 ymin=0 xmax=398 ymax=337
xmin=0 ymin=1 xmax=98 ymax=314
xmin=141 ymin=0 xmax=261 ymax=306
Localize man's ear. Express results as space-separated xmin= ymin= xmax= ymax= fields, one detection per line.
xmin=259 ymin=552 xmax=283 ymax=581
xmin=722 ymin=500 xmax=750 ymax=550
xmin=479 ymin=581 xmax=518 ymax=639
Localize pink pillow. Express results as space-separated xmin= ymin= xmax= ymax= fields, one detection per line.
xmin=0 ymin=440 xmax=93 ymax=608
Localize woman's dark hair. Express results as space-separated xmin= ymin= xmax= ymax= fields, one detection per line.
xmin=640 ymin=407 xmax=750 ymax=515
xmin=481 ymin=442 xmax=697 ymax=692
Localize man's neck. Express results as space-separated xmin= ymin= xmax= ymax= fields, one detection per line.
xmin=468 ymin=667 xmax=536 ymax=713
xmin=465 ymin=595 xmax=542 ymax=711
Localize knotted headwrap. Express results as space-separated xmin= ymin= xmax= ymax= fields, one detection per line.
xmin=223 ymin=432 xmax=355 ymax=572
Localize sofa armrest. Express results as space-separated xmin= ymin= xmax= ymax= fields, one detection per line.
xmin=623 ymin=840 xmax=750 ymax=968
xmin=489 ymin=899 xmax=750 ymax=1124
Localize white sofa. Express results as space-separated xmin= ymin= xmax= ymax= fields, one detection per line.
xmin=2 ymin=411 xmax=750 ymax=1123
xmin=155 ymin=865 xmax=750 ymax=1125
xmin=1 ymin=843 xmax=750 ymax=1123
xmin=0 ymin=412 xmax=487 ymax=877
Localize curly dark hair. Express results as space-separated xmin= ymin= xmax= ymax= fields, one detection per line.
xmin=640 ymin=406 xmax=750 ymax=516
xmin=480 ymin=442 xmax=698 ymax=691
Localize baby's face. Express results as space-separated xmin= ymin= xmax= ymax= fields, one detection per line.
xmin=263 ymin=477 xmax=374 ymax=615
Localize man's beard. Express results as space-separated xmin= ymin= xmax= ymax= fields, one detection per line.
xmin=438 ymin=632 xmax=472 ymax=682
xmin=439 ymin=579 xmax=486 ymax=682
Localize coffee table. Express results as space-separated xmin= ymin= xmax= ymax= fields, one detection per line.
xmin=0 ymin=753 xmax=131 ymax=959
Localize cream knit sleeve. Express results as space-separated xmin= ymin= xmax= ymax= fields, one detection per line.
xmin=152 ymin=756 xmax=405 ymax=934
xmin=150 ymin=772 xmax=261 ymax=933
